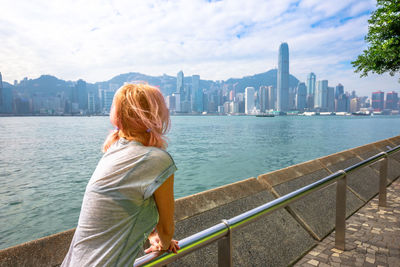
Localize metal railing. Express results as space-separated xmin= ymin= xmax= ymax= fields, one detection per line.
xmin=134 ymin=144 xmax=400 ymax=267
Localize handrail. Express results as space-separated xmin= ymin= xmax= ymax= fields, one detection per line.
xmin=134 ymin=144 xmax=400 ymax=267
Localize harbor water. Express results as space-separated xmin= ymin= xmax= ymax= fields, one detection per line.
xmin=1 ymin=115 xmax=400 ymax=249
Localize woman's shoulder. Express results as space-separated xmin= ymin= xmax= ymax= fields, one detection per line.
xmin=147 ymin=147 xmax=175 ymax=166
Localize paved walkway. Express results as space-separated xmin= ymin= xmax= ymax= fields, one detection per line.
xmin=295 ymin=179 xmax=400 ymax=267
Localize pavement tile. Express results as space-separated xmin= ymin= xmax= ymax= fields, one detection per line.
xmin=295 ymin=178 xmax=400 ymax=267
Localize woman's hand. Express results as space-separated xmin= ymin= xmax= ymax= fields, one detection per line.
xmin=145 ymin=232 xmax=180 ymax=254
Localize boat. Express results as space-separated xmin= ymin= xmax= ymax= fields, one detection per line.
xmin=256 ymin=114 xmax=275 ymax=117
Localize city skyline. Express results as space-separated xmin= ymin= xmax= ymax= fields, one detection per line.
xmin=1 ymin=0 xmax=399 ymax=96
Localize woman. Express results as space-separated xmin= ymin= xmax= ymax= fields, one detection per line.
xmin=62 ymin=84 xmax=179 ymax=267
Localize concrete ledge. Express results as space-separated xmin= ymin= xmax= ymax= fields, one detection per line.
xmin=174 ymin=177 xmax=266 ymax=221
xmin=387 ymin=135 xmax=400 ymax=146
xmin=171 ymin=190 xmax=316 ymax=267
xmin=351 ymin=143 xmax=384 ymax=160
xmin=0 ymin=229 xmax=74 ymax=267
xmin=258 ymin=159 xmax=325 ymax=188
xmin=319 ymin=150 xmax=379 ymax=202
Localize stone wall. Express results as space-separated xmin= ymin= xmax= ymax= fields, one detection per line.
xmin=1 ymin=136 xmax=400 ymax=267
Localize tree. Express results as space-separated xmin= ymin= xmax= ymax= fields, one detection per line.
xmin=352 ymin=0 xmax=400 ymax=80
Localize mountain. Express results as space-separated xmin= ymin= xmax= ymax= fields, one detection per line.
xmin=10 ymin=70 xmax=301 ymax=96
xmin=3 ymin=81 xmax=14 ymax=88
xmin=224 ymin=69 xmax=299 ymax=93
xmin=14 ymin=75 xmax=73 ymax=96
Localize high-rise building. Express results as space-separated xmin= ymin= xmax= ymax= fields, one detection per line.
xmin=166 ymin=95 xmax=176 ymax=111
xmin=87 ymin=92 xmax=95 ymax=114
xmin=0 ymin=72 xmax=13 ymax=114
xmin=174 ymin=93 xmax=181 ymax=112
xmin=245 ymin=87 xmax=255 ymax=114
xmin=315 ymin=80 xmax=328 ymax=110
xmin=104 ymin=90 xmax=115 ymax=113
xmin=277 ymin=43 xmax=289 ymax=112
xmin=327 ymin=86 xmax=335 ymax=112
xmin=177 ymin=71 xmax=184 ymax=96
xmin=306 ymin=72 xmax=316 ymax=96
xmin=350 ymin=98 xmax=361 ymax=113
xmin=335 ymin=83 xmax=344 ymax=99
xmin=296 ymin=82 xmax=307 ymax=111
xmin=386 ymin=91 xmax=399 ymax=110
xmin=336 ymin=93 xmax=348 ymax=112
xmin=259 ymin=86 xmax=269 ymax=113
xmin=268 ymin=86 xmax=275 ymax=110
xmin=191 ymin=75 xmax=203 ymax=113
xmin=371 ymin=91 xmax=384 ymax=111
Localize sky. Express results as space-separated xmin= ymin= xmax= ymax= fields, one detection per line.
xmin=1 ymin=0 xmax=399 ymax=96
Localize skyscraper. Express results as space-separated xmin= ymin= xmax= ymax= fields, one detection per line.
xmin=296 ymin=82 xmax=307 ymax=111
xmin=336 ymin=93 xmax=348 ymax=112
xmin=259 ymin=86 xmax=269 ymax=113
xmin=268 ymin=86 xmax=275 ymax=110
xmin=76 ymin=80 xmax=87 ymax=110
xmin=176 ymin=71 xmax=184 ymax=96
xmin=372 ymin=91 xmax=384 ymax=111
xmin=386 ymin=91 xmax=399 ymax=110
xmin=88 ymin=92 xmax=95 ymax=114
xmin=306 ymin=72 xmax=316 ymax=109
xmin=306 ymin=73 xmax=316 ymax=96
xmin=245 ymin=87 xmax=255 ymax=114
xmin=277 ymin=43 xmax=289 ymax=112
xmin=335 ymin=83 xmax=344 ymax=99
xmin=327 ymin=86 xmax=335 ymax=112
xmin=315 ymin=80 xmax=328 ymax=110
xmin=191 ymin=75 xmax=203 ymax=113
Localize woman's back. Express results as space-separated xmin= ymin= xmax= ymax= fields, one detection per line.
xmin=62 ymin=138 xmax=176 ymax=267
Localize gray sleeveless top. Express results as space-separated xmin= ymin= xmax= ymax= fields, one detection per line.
xmin=61 ymin=138 xmax=177 ymax=267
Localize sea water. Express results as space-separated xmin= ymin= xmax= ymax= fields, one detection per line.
xmin=1 ymin=115 xmax=399 ymax=249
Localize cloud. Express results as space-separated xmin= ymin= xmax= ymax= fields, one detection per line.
xmin=0 ymin=0 xmax=398 ymax=96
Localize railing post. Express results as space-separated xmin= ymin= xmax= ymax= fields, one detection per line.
xmin=379 ymin=153 xmax=388 ymax=207
xmin=335 ymin=171 xmax=346 ymax=251
xmin=218 ymin=220 xmax=232 ymax=267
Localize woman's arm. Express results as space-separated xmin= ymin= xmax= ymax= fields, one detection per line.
xmin=153 ymin=174 xmax=175 ymax=249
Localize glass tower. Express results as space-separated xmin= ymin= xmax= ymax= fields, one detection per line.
xmin=306 ymin=72 xmax=316 ymax=96
xmin=277 ymin=43 xmax=289 ymax=112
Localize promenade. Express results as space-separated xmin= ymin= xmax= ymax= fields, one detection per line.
xmin=295 ymin=178 xmax=400 ymax=267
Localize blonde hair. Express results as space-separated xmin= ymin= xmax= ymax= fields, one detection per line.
xmin=102 ymin=84 xmax=170 ymax=152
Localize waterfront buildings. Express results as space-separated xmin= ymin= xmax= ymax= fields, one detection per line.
xmin=336 ymin=93 xmax=349 ymax=112
xmin=166 ymin=95 xmax=176 ymax=111
xmin=315 ymin=80 xmax=328 ymax=110
xmin=245 ymin=87 xmax=255 ymax=114
xmin=350 ymin=98 xmax=361 ymax=113
xmin=259 ymin=86 xmax=268 ymax=113
xmin=386 ymin=91 xmax=399 ymax=110
xmin=306 ymin=73 xmax=316 ymax=109
xmin=296 ymin=82 xmax=307 ymax=111
xmin=103 ymin=90 xmax=115 ymax=113
xmin=191 ymin=75 xmax=203 ymax=113
xmin=335 ymin=84 xmax=344 ymax=99
xmin=277 ymin=43 xmax=289 ymax=112
xmin=174 ymin=93 xmax=181 ymax=112
xmin=372 ymin=91 xmax=385 ymax=111
xmin=327 ymin=87 xmax=335 ymax=112
xmin=88 ymin=92 xmax=95 ymax=114
xmin=177 ymin=71 xmax=184 ymax=96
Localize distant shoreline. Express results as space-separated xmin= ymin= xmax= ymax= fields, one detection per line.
xmin=0 ymin=113 xmax=398 ymax=118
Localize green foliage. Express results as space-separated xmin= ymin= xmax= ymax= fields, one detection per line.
xmin=352 ymin=0 xmax=400 ymax=80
